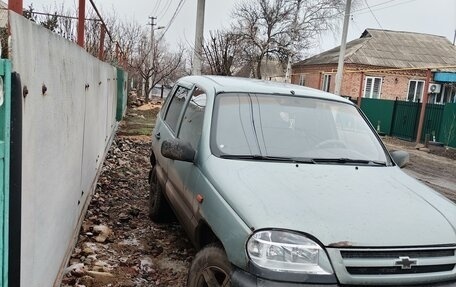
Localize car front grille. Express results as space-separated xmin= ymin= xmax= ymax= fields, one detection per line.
xmin=341 ymin=249 xmax=455 ymax=259
xmin=346 ymin=264 xmax=455 ymax=275
xmin=328 ymin=246 xmax=456 ymax=284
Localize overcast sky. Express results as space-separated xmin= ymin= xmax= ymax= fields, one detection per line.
xmin=28 ymin=0 xmax=456 ymax=57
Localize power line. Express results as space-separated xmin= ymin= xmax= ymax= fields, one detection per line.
xmin=363 ymin=0 xmax=403 ymax=55
xmin=363 ymin=0 xmax=386 ymax=29
xmin=157 ymin=0 xmax=186 ymax=41
xmin=158 ymin=0 xmax=173 ymax=19
xmin=152 ymin=0 xmax=163 ymax=15
xmin=352 ymin=0 xmax=419 ymax=16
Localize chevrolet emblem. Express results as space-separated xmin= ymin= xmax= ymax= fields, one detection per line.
xmin=394 ymin=256 xmax=418 ymax=269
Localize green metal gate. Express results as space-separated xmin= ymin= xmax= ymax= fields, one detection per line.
xmin=391 ymin=101 xmax=421 ymax=141
xmin=0 ymin=59 xmax=11 ymax=287
xmin=421 ymin=103 xmax=445 ymax=141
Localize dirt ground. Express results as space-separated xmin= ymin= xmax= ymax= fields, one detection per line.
xmin=383 ymin=137 xmax=456 ymax=202
xmin=61 ymin=105 xmax=195 ymax=287
xmin=61 ymin=103 xmax=456 ymax=287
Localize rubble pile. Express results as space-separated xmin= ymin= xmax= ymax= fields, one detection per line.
xmin=62 ymin=136 xmax=194 ymax=287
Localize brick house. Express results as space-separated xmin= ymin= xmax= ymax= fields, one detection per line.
xmin=291 ymin=29 xmax=456 ymax=104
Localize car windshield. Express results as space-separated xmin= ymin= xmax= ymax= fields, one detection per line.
xmin=211 ymin=93 xmax=389 ymax=164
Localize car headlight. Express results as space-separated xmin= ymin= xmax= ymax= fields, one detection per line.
xmin=247 ymin=230 xmax=333 ymax=275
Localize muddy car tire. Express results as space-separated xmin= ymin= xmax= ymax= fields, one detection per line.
xmin=148 ymin=167 xmax=173 ymax=222
xmin=187 ymin=244 xmax=232 ymax=287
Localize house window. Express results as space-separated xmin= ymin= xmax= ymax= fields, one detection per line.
xmin=299 ymin=74 xmax=306 ymax=86
xmin=407 ymin=80 xmax=425 ymax=102
xmin=322 ymin=74 xmax=331 ymax=92
xmin=363 ymin=77 xmax=382 ymax=99
xmin=433 ymin=84 xmax=456 ymax=104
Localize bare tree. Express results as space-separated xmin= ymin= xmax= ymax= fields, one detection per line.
xmin=130 ymin=33 xmax=185 ymax=100
xmin=202 ymin=30 xmax=242 ymax=76
xmin=232 ymin=0 xmax=344 ymax=79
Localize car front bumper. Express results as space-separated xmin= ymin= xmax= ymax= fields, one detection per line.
xmin=231 ymin=267 xmax=456 ymax=287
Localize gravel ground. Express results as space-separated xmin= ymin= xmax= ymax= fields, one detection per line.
xmin=61 ymin=136 xmax=195 ymax=287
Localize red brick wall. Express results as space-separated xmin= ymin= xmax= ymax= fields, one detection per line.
xmin=292 ymin=64 xmax=429 ymax=101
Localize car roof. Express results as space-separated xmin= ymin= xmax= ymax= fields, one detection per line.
xmin=178 ymin=75 xmax=353 ymax=104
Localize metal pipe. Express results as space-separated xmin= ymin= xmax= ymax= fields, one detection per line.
xmin=317 ymin=72 xmax=322 ymax=90
xmin=8 ymin=0 xmax=22 ymax=15
xmin=77 ymin=0 xmax=85 ymax=48
xmin=88 ymin=0 xmax=114 ymax=42
xmin=357 ymin=72 xmax=364 ymax=107
xmin=98 ymin=25 xmax=106 ymax=60
xmin=415 ymin=69 xmax=432 ymax=143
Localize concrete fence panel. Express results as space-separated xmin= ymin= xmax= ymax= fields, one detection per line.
xmin=9 ymin=12 xmax=120 ymax=287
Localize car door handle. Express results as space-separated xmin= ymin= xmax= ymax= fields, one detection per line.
xmin=155 ymin=132 xmax=161 ymax=140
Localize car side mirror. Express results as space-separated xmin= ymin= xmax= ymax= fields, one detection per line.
xmin=390 ymin=150 xmax=409 ymax=168
xmin=161 ymin=138 xmax=195 ymax=162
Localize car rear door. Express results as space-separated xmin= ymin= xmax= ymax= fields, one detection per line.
xmin=152 ymin=84 xmax=192 ymax=185
xmin=165 ymin=86 xmax=207 ymax=238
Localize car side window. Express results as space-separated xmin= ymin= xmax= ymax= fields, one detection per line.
xmin=164 ymin=86 xmax=190 ymax=133
xmin=179 ymin=87 xmax=207 ymax=150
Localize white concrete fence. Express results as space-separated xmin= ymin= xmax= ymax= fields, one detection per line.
xmin=9 ymin=12 xmax=126 ymax=287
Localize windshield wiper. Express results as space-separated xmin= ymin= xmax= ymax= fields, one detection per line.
xmin=220 ymin=154 xmax=316 ymax=164
xmin=312 ymin=158 xmax=387 ymax=166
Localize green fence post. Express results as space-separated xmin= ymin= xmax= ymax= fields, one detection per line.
xmin=0 ymin=59 xmax=11 ymax=287
xmin=116 ymin=68 xmax=128 ymax=121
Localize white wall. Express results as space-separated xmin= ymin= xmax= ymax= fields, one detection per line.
xmin=9 ymin=12 xmax=118 ymax=287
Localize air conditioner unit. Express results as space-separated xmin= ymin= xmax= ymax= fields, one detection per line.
xmin=428 ymin=83 xmax=441 ymax=93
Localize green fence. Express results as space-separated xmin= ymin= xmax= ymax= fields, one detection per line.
xmin=0 ymin=59 xmax=11 ymax=287
xmin=116 ymin=68 xmax=128 ymax=121
xmin=439 ymin=103 xmax=456 ymax=148
xmin=360 ymin=98 xmax=456 ymax=148
xmin=421 ymin=103 xmax=445 ymax=142
xmin=391 ymin=101 xmax=421 ymax=141
xmin=360 ymin=98 xmax=395 ymax=135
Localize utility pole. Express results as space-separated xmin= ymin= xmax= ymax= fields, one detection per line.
xmin=147 ymin=16 xmax=157 ymax=99
xmin=285 ymin=0 xmax=302 ymax=83
xmin=334 ymin=0 xmax=352 ymax=96
xmin=193 ymin=0 xmax=205 ymax=75
xmin=453 ymin=29 xmax=455 ymax=45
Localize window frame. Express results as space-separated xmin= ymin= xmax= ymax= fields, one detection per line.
xmin=363 ymin=76 xmax=383 ymax=99
xmin=322 ymin=74 xmax=331 ymax=92
xmin=163 ymin=84 xmax=193 ymax=135
xmin=299 ymin=74 xmax=306 ymax=86
xmin=176 ymin=86 xmax=207 ymax=149
xmin=407 ymin=80 xmax=425 ymax=102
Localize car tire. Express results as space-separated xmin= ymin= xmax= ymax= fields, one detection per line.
xmin=187 ymin=244 xmax=232 ymax=287
xmin=148 ymin=167 xmax=174 ymax=222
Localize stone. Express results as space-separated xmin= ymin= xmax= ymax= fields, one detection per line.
xmin=64 ymin=263 xmax=85 ymax=277
xmin=93 ymin=225 xmax=112 ymax=243
xmin=86 ymin=270 xmax=115 ymax=284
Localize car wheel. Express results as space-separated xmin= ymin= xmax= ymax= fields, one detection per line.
xmin=148 ymin=167 xmax=173 ymax=222
xmin=187 ymin=244 xmax=232 ymax=287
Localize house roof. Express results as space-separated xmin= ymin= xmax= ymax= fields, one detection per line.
xmin=293 ymin=29 xmax=456 ymax=70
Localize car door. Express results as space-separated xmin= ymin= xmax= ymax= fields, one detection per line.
xmin=165 ymin=86 xmax=207 ymax=238
xmin=152 ymin=84 xmax=192 ymax=185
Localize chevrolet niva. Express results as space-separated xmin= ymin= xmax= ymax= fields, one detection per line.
xmin=148 ymin=76 xmax=456 ymax=287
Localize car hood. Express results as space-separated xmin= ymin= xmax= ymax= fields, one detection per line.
xmin=203 ymin=156 xmax=456 ymax=247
